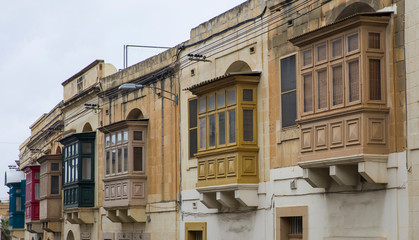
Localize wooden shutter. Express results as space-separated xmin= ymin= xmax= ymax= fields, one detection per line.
xmin=347 ymin=33 xmax=359 ymax=52
xmin=189 ymin=99 xmax=198 ymax=158
xmin=369 ymin=59 xmax=381 ymax=100
xmin=332 ymin=39 xmax=342 ymax=58
xmin=243 ymin=110 xmax=253 ymax=142
xmin=317 ymin=45 xmax=326 ymax=62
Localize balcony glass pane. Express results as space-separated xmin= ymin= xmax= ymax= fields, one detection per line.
xmin=332 ymin=65 xmax=343 ymax=105
xmin=317 ymin=44 xmax=326 ymax=62
xmin=199 ymin=97 xmax=206 ymax=113
xmin=51 ymin=176 xmax=59 ymax=194
xmin=82 ymin=158 xmax=92 ymax=180
xmin=134 ymin=131 xmax=143 ymax=141
xmin=112 ymin=150 xmax=116 ymax=174
xmin=303 ymin=49 xmax=312 ymax=66
xmin=124 ymin=147 xmax=128 ymax=172
xmin=199 ymin=117 xmax=206 ymax=149
xmin=317 ymin=69 xmax=327 ymax=109
xmin=227 ymin=90 xmax=236 ymax=105
xmin=106 ymin=135 xmax=110 ymax=147
xmin=106 ymin=151 xmax=110 ymax=175
xmin=217 ymin=92 xmax=225 ymax=107
xmin=118 ymin=148 xmax=122 ymax=173
xmin=82 ymin=143 xmax=91 ymax=154
xmin=243 ymin=109 xmax=253 ymax=142
xmin=133 ymin=147 xmax=143 ymax=171
xmin=332 ymin=39 xmax=342 ymax=58
xmin=123 ymin=131 xmax=129 ymax=142
xmin=347 ymin=33 xmax=359 ymax=52
xmin=303 ymin=73 xmax=313 ymax=112
xmin=218 ymin=112 xmax=226 ymax=145
xmin=369 ymin=59 xmax=381 ymax=100
xmin=228 ymin=110 xmax=236 ymax=143
xmin=208 ymin=95 xmax=215 ymax=110
xmin=35 ymin=183 xmax=40 ymax=200
xmin=209 ymin=115 xmax=215 ymax=147
xmin=74 ymin=158 xmax=78 ymax=181
xmin=117 ymin=132 xmax=122 ymax=144
xmin=348 ymin=60 xmax=360 ymax=102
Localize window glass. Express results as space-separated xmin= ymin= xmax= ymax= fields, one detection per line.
xmin=134 ymin=131 xmax=143 ymax=141
xmin=208 ymin=115 xmax=215 ymax=147
xmin=332 ymin=39 xmax=342 ymax=58
xmin=124 ymin=147 xmax=128 ymax=172
xmin=111 ymin=134 xmax=116 ymax=145
xmin=218 ymin=112 xmax=226 ymax=145
xmin=106 ymin=151 xmax=110 ymax=175
xmin=332 ymin=65 xmax=343 ymax=106
xmin=243 ymin=89 xmax=253 ymax=102
xmin=35 ymin=172 xmax=40 ymax=179
xmin=317 ymin=44 xmax=327 ymax=62
xmin=368 ymin=33 xmax=380 ymax=49
xmin=51 ymin=163 xmax=59 ymax=171
xmin=133 ymin=147 xmax=143 ymax=171
xmin=348 ymin=60 xmax=360 ymax=102
xmin=189 ymin=98 xmax=198 ymax=158
xmin=199 ymin=118 xmax=206 ymax=149
xmin=16 ymin=197 xmax=21 ymax=211
xmin=118 ymin=148 xmax=122 ymax=173
xmin=82 ymin=143 xmax=91 ymax=154
xmin=123 ymin=131 xmax=129 ymax=142
xmin=199 ymin=97 xmax=206 ymax=113
xmin=106 ymin=135 xmax=111 ymax=147
xmin=303 ymin=49 xmax=312 ymax=66
xmin=51 ymin=176 xmax=59 ymax=194
xmin=208 ymin=95 xmax=215 ymax=110
xmin=74 ymin=158 xmax=78 ymax=181
xmin=82 ymin=158 xmax=92 ymax=180
xmin=74 ymin=144 xmax=78 ymax=155
xmin=281 ymin=55 xmax=297 ymax=127
xmin=243 ymin=109 xmax=254 ymax=142
xmin=112 ymin=150 xmax=116 ymax=174
xmin=228 ymin=110 xmax=236 ymax=143
xmin=227 ymin=89 xmax=236 ymax=105
xmin=35 ymin=183 xmax=40 ymax=200
xmin=217 ymin=92 xmax=225 ymax=107
xmin=317 ymin=69 xmax=327 ymax=109
xmin=117 ymin=132 xmax=122 ymax=144
xmin=369 ymin=59 xmax=381 ymax=100
xmin=347 ymin=33 xmax=359 ymax=52
xmin=303 ymin=73 xmax=313 ymax=112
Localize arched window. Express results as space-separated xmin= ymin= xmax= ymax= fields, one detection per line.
xmin=66 ymin=230 xmax=75 ymax=240
xmin=55 ymin=146 xmax=62 ymax=154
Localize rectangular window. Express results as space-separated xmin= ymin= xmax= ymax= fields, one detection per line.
xmin=243 ymin=109 xmax=254 ymax=142
xmin=228 ymin=110 xmax=236 ymax=143
xmin=208 ymin=115 xmax=215 ymax=147
xmin=303 ymin=73 xmax=313 ymax=112
xmin=317 ymin=44 xmax=326 ymax=62
xmin=112 ymin=150 xmax=116 ymax=174
xmin=218 ymin=112 xmax=226 ymax=145
xmin=368 ymin=33 xmax=380 ymax=49
xmin=199 ymin=117 xmax=206 ymax=149
xmin=199 ymin=97 xmax=206 ymax=113
xmin=280 ymin=55 xmax=297 ymax=127
xmin=317 ymin=69 xmax=327 ymax=109
xmin=133 ymin=147 xmax=143 ymax=171
xmin=117 ymin=148 xmax=122 ymax=173
xmin=217 ymin=92 xmax=225 ymax=107
xmin=134 ymin=131 xmax=143 ymax=141
xmin=332 ymin=39 xmax=342 ymax=58
xmin=288 ymin=216 xmax=303 ymax=236
xmin=189 ymin=99 xmax=198 ymax=158
xmin=117 ymin=132 xmax=122 ymax=144
xmin=208 ymin=95 xmax=215 ymax=110
xmin=51 ymin=163 xmax=59 ymax=171
xmin=332 ymin=65 xmax=343 ymax=106
xmin=227 ymin=89 xmax=236 ymax=105
xmin=82 ymin=143 xmax=91 ymax=154
xmin=77 ymin=77 xmax=83 ymax=92
xmin=106 ymin=151 xmax=110 ymax=175
xmin=347 ymin=33 xmax=359 ymax=53
xmin=106 ymin=135 xmax=111 ymax=147
xmin=35 ymin=183 xmax=40 ymax=200
xmin=303 ymin=49 xmax=312 ymax=66
xmin=243 ymin=89 xmax=253 ymax=102
xmin=124 ymin=147 xmax=128 ymax=172
xmin=16 ymin=197 xmax=21 ymax=211
xmin=51 ymin=176 xmax=59 ymax=194
xmin=82 ymin=158 xmax=91 ymax=180
xmin=123 ymin=131 xmax=129 ymax=142
xmin=111 ymin=134 xmax=116 ymax=145
xmin=369 ymin=59 xmax=381 ymax=100
xmin=348 ymin=60 xmax=360 ymax=102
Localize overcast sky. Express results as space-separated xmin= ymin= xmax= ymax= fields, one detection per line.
xmin=0 ymin=0 xmax=246 ymax=198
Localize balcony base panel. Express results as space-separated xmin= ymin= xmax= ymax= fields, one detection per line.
xmin=197 ymin=184 xmax=258 ymax=210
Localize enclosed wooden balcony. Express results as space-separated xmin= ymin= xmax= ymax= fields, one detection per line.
xmin=290 ymin=13 xmax=392 ymax=188
xmin=186 ymin=71 xmax=261 ymax=209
